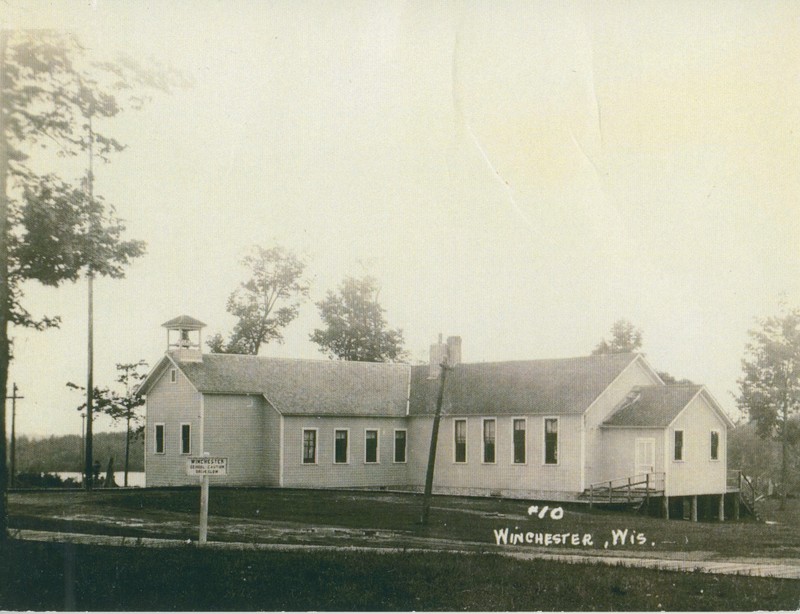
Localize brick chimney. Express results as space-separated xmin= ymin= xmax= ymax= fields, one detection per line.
xmin=429 ymin=333 xmax=461 ymax=378
xmin=446 ymin=336 xmax=461 ymax=367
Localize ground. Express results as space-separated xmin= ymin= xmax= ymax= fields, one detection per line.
xmin=4 ymin=488 xmax=800 ymax=610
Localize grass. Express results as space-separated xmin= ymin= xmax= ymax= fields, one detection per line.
xmin=0 ymin=539 xmax=798 ymax=611
xmin=10 ymin=487 xmax=800 ymax=559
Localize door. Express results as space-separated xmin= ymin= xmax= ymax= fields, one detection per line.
xmin=635 ymin=438 xmax=655 ymax=476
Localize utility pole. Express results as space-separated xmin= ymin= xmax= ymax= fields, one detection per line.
xmin=420 ymin=359 xmax=451 ymax=526
xmin=83 ymin=99 xmax=95 ymax=492
xmin=6 ymin=383 xmax=23 ymax=488
xmin=80 ymin=412 xmax=86 ymax=478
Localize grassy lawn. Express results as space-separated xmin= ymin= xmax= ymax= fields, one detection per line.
xmin=9 ymin=487 xmax=800 ymax=560
xmin=1 ymin=539 xmax=798 ymax=611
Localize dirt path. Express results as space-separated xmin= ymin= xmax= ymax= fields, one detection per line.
xmin=14 ymin=527 xmax=800 ymax=581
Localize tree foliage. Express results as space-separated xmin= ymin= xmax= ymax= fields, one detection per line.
xmin=736 ymin=308 xmax=800 ymax=504
xmin=207 ymin=246 xmax=309 ymax=355
xmin=68 ymin=361 xmax=147 ymax=485
xmin=0 ymin=29 xmax=183 ymax=536
xmin=591 ymin=319 xmax=643 ymax=355
xmin=310 ymin=276 xmax=406 ymax=362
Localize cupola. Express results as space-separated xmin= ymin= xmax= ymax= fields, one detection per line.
xmin=162 ymin=315 xmax=206 ymax=362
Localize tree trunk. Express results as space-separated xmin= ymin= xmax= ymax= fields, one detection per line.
xmin=780 ymin=396 xmax=788 ymax=511
xmin=0 ymin=30 xmax=11 ymax=542
xmin=124 ymin=413 xmax=130 ymax=487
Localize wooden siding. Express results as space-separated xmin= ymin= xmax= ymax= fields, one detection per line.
xmin=584 ymin=358 xmax=661 ymax=486
xmin=667 ymin=394 xmax=727 ymax=496
xmin=144 ymin=363 xmax=202 ymax=487
xmin=407 ymin=414 xmax=583 ymax=496
xmin=595 ymin=427 xmax=664 ymax=483
xmin=203 ymin=394 xmax=273 ymax=487
xmin=281 ymin=415 xmax=412 ymax=489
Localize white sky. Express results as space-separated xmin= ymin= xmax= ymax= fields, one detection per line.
xmin=2 ymin=1 xmax=799 ymax=437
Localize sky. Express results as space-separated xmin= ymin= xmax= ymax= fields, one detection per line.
xmin=2 ymin=1 xmax=799 ymax=438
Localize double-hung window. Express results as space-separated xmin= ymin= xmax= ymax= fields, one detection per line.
xmin=334 ymin=429 xmax=349 ymax=464
xmin=180 ymin=423 xmax=191 ymax=455
xmin=365 ymin=429 xmax=379 ymax=463
xmin=674 ymin=430 xmax=684 ymax=461
xmin=154 ymin=423 xmax=165 ymax=454
xmin=303 ymin=429 xmax=317 ymax=464
xmin=394 ymin=429 xmax=407 ymax=463
xmin=710 ymin=430 xmax=719 ymax=461
xmin=483 ymin=419 xmax=496 ymax=463
xmin=544 ymin=418 xmax=558 ymax=465
xmin=454 ymin=419 xmax=467 ymax=463
xmin=513 ymin=419 xmax=526 ymax=464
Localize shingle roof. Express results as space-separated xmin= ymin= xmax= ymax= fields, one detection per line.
xmin=408 ymin=353 xmax=640 ymax=416
xmin=172 ymin=353 xmax=410 ymax=417
xmin=602 ymin=384 xmax=703 ymax=427
xmin=162 ymin=315 xmax=206 ymax=329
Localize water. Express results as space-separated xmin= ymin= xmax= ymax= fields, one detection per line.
xmin=55 ymin=471 xmax=146 ymax=488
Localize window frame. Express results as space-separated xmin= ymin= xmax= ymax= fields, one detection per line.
xmin=543 ymin=417 xmax=559 ymax=465
xmin=302 ymin=428 xmax=318 ymax=465
xmin=512 ymin=417 xmax=527 ymax=465
xmin=180 ymin=422 xmax=191 ymax=455
xmin=154 ymin=423 xmax=165 ymax=455
xmin=674 ymin=429 xmax=684 ymax=462
xmin=393 ymin=429 xmax=407 ymax=464
xmin=364 ymin=429 xmax=380 ymax=464
xmin=482 ymin=418 xmax=496 ymax=464
xmin=334 ymin=428 xmax=349 ymax=464
xmin=454 ymin=418 xmax=468 ymax=463
xmin=710 ymin=430 xmax=720 ymax=461
xmin=170 ymin=368 xmax=177 ymax=384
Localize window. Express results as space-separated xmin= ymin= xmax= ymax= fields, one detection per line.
xmin=710 ymin=430 xmax=719 ymax=460
xmin=483 ymin=419 xmax=496 ymax=463
xmin=454 ymin=419 xmax=467 ymax=463
xmin=154 ymin=424 xmax=165 ymax=454
xmin=513 ymin=419 xmax=526 ymax=464
xmin=394 ymin=429 xmax=407 ymax=463
xmin=302 ymin=429 xmax=317 ymax=464
xmin=365 ymin=429 xmax=379 ymax=463
xmin=170 ymin=369 xmax=177 ymax=383
xmin=544 ymin=418 xmax=558 ymax=464
xmin=180 ymin=423 xmax=191 ymax=455
xmin=674 ymin=430 xmax=684 ymax=461
xmin=334 ymin=429 xmax=349 ymax=464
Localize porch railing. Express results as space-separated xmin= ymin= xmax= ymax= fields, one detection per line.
xmin=588 ymin=472 xmax=665 ymax=508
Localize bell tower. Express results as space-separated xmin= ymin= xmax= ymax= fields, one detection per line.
xmin=162 ymin=315 xmax=206 ymax=362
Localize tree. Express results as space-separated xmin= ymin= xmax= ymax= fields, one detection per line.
xmin=0 ymin=30 xmax=179 ymax=536
xmin=736 ymin=307 xmax=800 ymax=509
xmin=591 ymin=319 xmax=643 ymax=355
xmin=311 ymin=276 xmax=406 ymax=362
xmin=104 ymin=361 xmax=147 ymax=487
xmin=69 ymin=363 xmax=147 ymax=488
xmin=207 ymin=246 xmax=309 ymax=355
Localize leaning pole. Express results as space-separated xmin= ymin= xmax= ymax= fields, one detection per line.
xmin=420 ymin=359 xmax=451 ymax=526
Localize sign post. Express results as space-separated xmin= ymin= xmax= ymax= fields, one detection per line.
xmin=187 ymin=453 xmax=228 ymax=544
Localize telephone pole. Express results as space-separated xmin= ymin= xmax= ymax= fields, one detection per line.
xmin=420 ymin=360 xmax=451 ymax=526
xmin=6 ymin=383 xmax=23 ymax=488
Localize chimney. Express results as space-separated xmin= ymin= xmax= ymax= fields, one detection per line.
xmin=446 ymin=336 xmax=461 ymax=367
xmin=429 ymin=333 xmax=462 ymax=378
xmin=428 ymin=334 xmax=448 ymax=379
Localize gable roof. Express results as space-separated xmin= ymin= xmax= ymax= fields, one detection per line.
xmin=163 ymin=353 xmax=411 ymax=417
xmin=602 ymin=384 xmax=704 ymax=427
xmin=408 ymin=353 xmax=640 ymax=416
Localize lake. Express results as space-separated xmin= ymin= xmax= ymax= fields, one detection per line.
xmin=55 ymin=471 xmax=146 ymax=488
